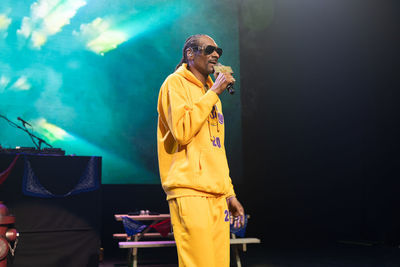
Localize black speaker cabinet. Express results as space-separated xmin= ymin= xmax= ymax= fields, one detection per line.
xmin=0 ymin=154 xmax=101 ymax=267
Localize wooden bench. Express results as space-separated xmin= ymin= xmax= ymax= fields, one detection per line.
xmin=114 ymin=213 xmax=260 ymax=267
xmin=113 ymin=232 xmax=174 ymax=240
xmin=118 ymin=237 xmax=260 ymax=248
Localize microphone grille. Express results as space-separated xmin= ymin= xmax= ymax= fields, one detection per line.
xmin=213 ymin=63 xmax=233 ymax=74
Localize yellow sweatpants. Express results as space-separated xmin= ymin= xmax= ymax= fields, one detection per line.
xmin=168 ymin=196 xmax=230 ymax=267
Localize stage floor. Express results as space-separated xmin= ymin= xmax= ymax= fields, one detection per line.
xmin=99 ymin=241 xmax=400 ymax=267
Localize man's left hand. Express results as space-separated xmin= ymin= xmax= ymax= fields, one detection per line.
xmin=227 ymin=196 xmax=245 ymax=228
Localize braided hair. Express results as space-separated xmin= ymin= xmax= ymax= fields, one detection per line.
xmin=175 ymin=34 xmax=206 ymax=70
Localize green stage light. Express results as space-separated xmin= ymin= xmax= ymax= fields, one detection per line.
xmin=0 ymin=0 xmax=241 ymax=184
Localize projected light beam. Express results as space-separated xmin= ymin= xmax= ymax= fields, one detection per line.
xmin=74 ymin=2 xmax=181 ymax=55
xmin=34 ymin=118 xmax=155 ymax=184
xmin=0 ymin=14 xmax=11 ymax=30
xmin=17 ymin=0 xmax=87 ymax=49
xmin=0 ymin=13 xmax=11 ymax=39
xmin=35 ymin=118 xmax=69 ymax=142
xmin=73 ymin=17 xmax=128 ymax=55
xmin=122 ymin=4 xmax=182 ymax=39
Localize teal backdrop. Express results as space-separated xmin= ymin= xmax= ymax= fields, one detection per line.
xmin=0 ymin=0 xmax=242 ymax=184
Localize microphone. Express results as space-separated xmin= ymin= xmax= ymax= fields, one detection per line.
xmin=213 ymin=63 xmax=235 ymax=95
xmin=18 ymin=117 xmax=32 ymax=127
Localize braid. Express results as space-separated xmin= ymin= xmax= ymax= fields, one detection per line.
xmin=175 ymin=34 xmax=206 ymax=70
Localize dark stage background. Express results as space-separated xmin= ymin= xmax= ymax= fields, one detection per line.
xmin=238 ymin=0 xmax=400 ymax=246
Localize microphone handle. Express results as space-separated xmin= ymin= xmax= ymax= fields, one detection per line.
xmin=227 ymin=84 xmax=235 ymax=95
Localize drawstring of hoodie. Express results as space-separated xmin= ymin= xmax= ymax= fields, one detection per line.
xmin=208 ymin=104 xmax=220 ymax=141
xmin=214 ymin=105 xmax=220 ymax=133
xmin=203 ymin=85 xmax=220 ymax=142
xmin=208 ymin=118 xmax=213 ymax=141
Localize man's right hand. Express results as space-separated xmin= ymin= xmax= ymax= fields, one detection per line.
xmin=211 ymin=72 xmax=235 ymax=95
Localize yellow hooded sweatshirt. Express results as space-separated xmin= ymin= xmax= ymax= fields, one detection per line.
xmin=157 ymin=63 xmax=236 ymax=200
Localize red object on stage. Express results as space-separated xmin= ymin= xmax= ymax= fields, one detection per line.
xmin=0 ymin=155 xmax=19 ymax=186
xmin=150 ymin=218 xmax=171 ymax=237
xmin=0 ymin=202 xmax=17 ymax=267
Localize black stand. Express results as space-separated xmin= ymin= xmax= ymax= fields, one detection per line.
xmin=0 ymin=114 xmax=52 ymax=150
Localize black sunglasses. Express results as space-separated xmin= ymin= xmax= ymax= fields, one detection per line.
xmin=194 ymin=45 xmax=223 ymax=57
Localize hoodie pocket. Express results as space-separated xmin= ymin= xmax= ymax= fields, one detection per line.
xmin=166 ymin=148 xmax=189 ymax=179
xmin=197 ymin=148 xmax=230 ymax=190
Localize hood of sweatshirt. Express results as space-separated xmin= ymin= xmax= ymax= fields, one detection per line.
xmin=175 ymin=64 xmax=214 ymax=90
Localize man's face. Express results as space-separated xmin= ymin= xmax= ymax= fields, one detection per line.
xmin=190 ymin=36 xmax=221 ymax=76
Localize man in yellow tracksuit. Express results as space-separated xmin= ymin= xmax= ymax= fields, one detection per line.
xmin=157 ymin=34 xmax=245 ymax=267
